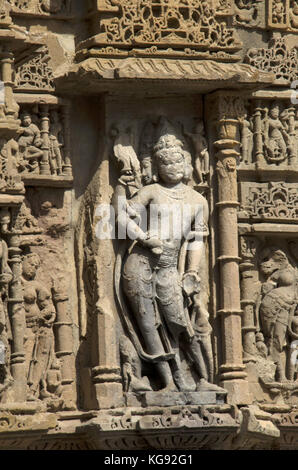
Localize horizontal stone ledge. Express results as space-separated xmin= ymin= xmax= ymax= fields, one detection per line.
xmin=238 ymin=223 xmax=298 ymax=235
xmin=125 ymin=391 xmax=227 ymax=408
xmin=252 ymin=89 xmax=298 ymax=100
xmin=14 ymin=93 xmax=69 ymax=105
xmin=55 ymin=58 xmax=274 ymax=92
xmin=21 ymin=175 xmax=73 ymax=188
xmin=0 ymin=195 xmax=24 ymax=206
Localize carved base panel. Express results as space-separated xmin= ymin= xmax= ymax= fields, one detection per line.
xmin=125 ymin=391 xmax=227 ymax=408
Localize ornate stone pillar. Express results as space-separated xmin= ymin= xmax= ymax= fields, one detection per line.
xmin=40 ymin=103 xmax=51 ymax=175
xmin=239 ymin=236 xmax=258 ymax=362
xmin=1 ymin=54 xmax=15 ymax=117
xmin=53 ymin=283 xmax=76 ymax=409
xmin=253 ymin=100 xmax=264 ymax=166
xmin=89 ymin=106 xmax=123 ymax=409
xmin=7 ymin=232 xmax=26 ymax=402
xmin=62 ymin=104 xmax=72 ymax=176
xmin=206 ymin=91 xmax=252 ymax=405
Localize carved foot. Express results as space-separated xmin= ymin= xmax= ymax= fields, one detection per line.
xmin=159 ymin=381 xmax=178 ymax=392
xmin=173 ymin=372 xmax=194 ymax=392
xmin=130 ymin=376 xmax=152 ymax=392
xmin=196 ymin=379 xmax=226 ymax=393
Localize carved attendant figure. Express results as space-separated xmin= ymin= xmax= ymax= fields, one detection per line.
xmin=263 ymin=103 xmax=288 ymax=164
xmin=257 ymin=247 xmax=297 ymax=382
xmin=49 ymin=110 xmax=63 ymax=175
xmin=116 ymin=126 xmax=221 ymax=392
xmin=22 ymin=253 xmax=57 ymax=400
xmin=0 ymin=239 xmax=13 ymax=397
xmin=18 ymin=112 xmax=43 ymax=172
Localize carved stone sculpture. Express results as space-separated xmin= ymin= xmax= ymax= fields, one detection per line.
xmin=0 ymin=239 xmax=13 ymax=399
xmin=49 ymin=110 xmax=63 ymax=175
xmin=256 ymin=246 xmax=297 ymax=382
xmin=18 ymin=112 xmax=43 ymax=173
xmin=114 ymin=118 xmax=223 ymax=395
xmin=21 ymin=253 xmax=60 ymax=404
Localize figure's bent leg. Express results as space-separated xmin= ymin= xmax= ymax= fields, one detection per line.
xmin=273 ymin=320 xmax=288 ymax=382
xmin=122 ymin=274 xmax=175 ymax=390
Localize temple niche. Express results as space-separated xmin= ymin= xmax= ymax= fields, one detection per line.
xmin=0 ymin=0 xmax=297 ymax=452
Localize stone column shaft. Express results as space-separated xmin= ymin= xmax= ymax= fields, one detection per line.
xmin=40 ymin=104 xmax=51 ymax=175
xmin=207 ymin=92 xmax=252 ymax=405
xmin=8 ymin=233 xmax=26 ymax=402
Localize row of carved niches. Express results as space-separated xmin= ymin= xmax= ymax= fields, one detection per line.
xmin=15 ymin=102 xmax=73 ymax=184
xmin=234 ymin=0 xmax=298 ymax=32
xmin=82 ymin=0 xmax=242 ymax=61
xmin=239 ymin=236 xmax=298 ymax=406
xmin=0 ymin=190 xmax=75 ymax=411
xmin=238 ymin=182 xmax=298 ymax=223
xmin=7 ymin=0 xmax=71 ymax=17
xmin=238 ymin=99 xmax=298 ymax=171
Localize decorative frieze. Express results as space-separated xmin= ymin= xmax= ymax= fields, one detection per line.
xmin=7 ymin=0 xmax=71 ymax=17
xmin=239 ymin=182 xmax=298 ymax=221
xmin=15 ymin=47 xmax=54 ymax=92
xmin=245 ymin=35 xmax=298 ymax=84
xmin=81 ymin=0 xmax=242 ymax=61
xmin=239 ymin=98 xmax=297 ymax=167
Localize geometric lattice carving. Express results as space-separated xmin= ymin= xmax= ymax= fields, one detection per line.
xmin=239 ymin=182 xmax=298 ymax=221
xmin=245 ymin=35 xmax=298 ymax=83
xmin=15 ymin=47 xmax=54 ymax=92
xmin=90 ymin=0 xmax=242 ymax=60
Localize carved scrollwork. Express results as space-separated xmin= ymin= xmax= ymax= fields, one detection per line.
xmin=245 ymin=35 xmax=298 ymax=83
xmin=91 ymin=0 xmax=242 ymax=60
xmin=239 ymin=182 xmax=298 ymax=221
xmin=15 ymin=47 xmax=54 ymax=92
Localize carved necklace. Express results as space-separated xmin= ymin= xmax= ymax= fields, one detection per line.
xmin=158 ymin=185 xmax=187 ymax=200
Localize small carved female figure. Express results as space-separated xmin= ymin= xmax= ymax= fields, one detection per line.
xmin=49 ymin=110 xmax=63 ymax=175
xmin=22 ymin=253 xmax=57 ymax=400
xmin=263 ymin=103 xmax=288 ymax=164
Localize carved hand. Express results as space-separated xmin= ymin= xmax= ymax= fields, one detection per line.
xmin=182 ymin=271 xmax=201 ymax=297
xmin=141 ymin=236 xmax=163 ymax=255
